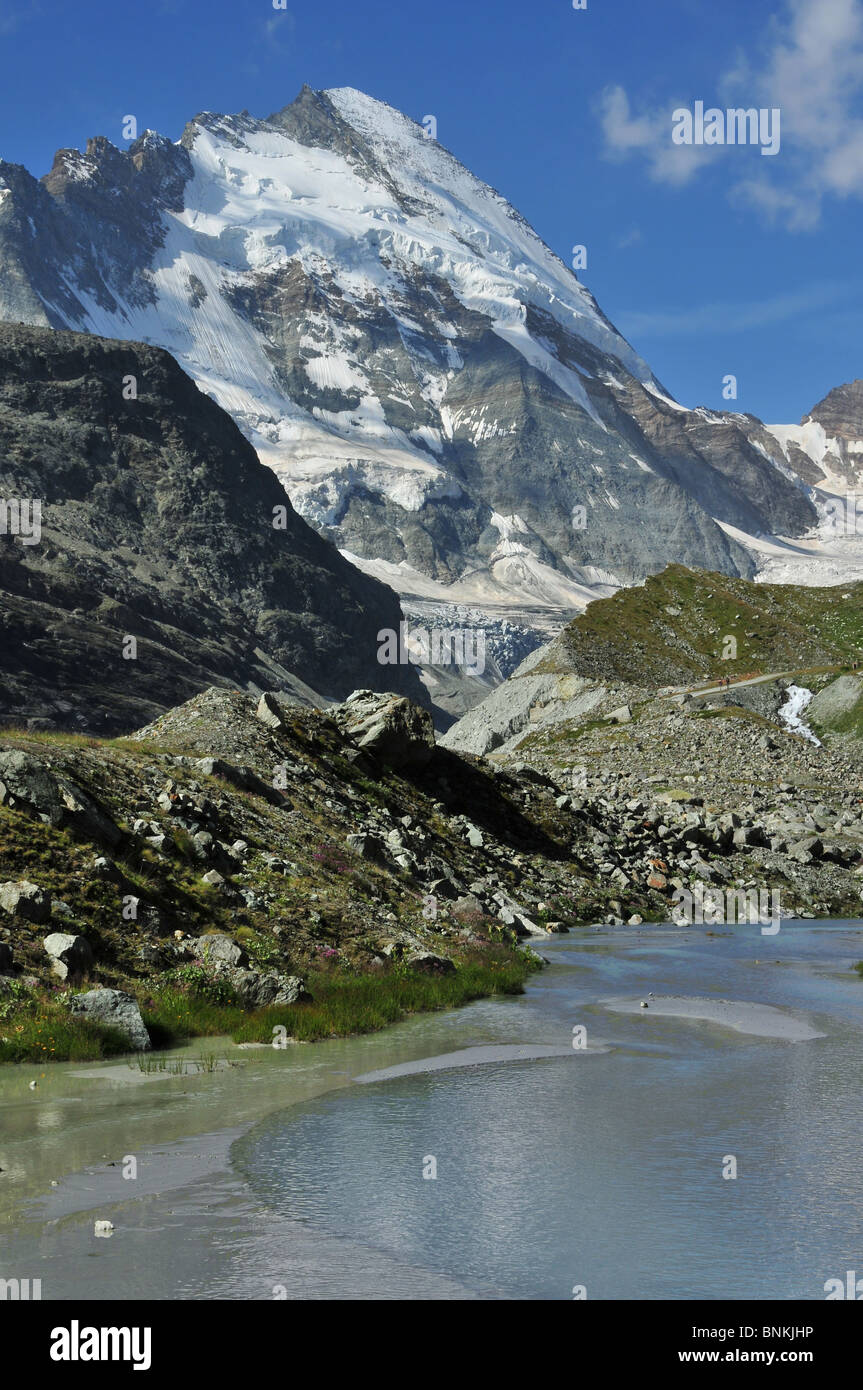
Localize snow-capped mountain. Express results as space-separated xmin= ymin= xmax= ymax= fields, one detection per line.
xmin=0 ymin=84 xmax=818 ymax=612
xmin=731 ymin=380 xmax=863 ymax=589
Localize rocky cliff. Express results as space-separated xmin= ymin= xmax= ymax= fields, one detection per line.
xmin=0 ymin=323 xmax=423 ymax=733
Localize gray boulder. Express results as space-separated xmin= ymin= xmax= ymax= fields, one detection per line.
xmin=190 ymin=934 xmax=247 ymax=968
xmin=256 ymin=692 xmax=285 ymax=730
xmin=0 ymin=879 xmax=51 ymax=923
xmin=609 ymin=704 xmax=632 ymax=724
xmin=788 ymin=836 xmax=824 ymax=864
xmin=217 ymin=965 xmax=311 ymax=1008
xmin=732 ymin=826 xmax=769 ymax=849
xmin=67 ymin=988 xmax=151 ymax=1051
xmin=406 ymin=951 xmax=456 ymax=975
xmin=44 ymin=932 xmax=94 ymax=981
xmin=331 ymin=691 xmax=436 ymax=770
xmin=346 ymin=832 xmax=383 ymax=860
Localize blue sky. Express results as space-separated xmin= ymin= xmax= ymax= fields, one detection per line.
xmin=0 ymin=0 xmax=860 ymax=422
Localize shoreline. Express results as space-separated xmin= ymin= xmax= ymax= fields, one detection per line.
xmin=0 ymin=966 xmax=552 ymax=1230
xmin=2 ymin=922 xmax=860 ymax=1300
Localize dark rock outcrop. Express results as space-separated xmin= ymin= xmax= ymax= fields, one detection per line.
xmin=0 ymin=324 xmax=424 ymax=732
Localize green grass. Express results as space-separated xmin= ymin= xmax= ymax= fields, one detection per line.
xmin=0 ymin=948 xmax=538 ymax=1062
xmin=811 ymin=691 xmax=863 ymax=740
xmin=854 ymin=961 xmax=863 ymax=979
xmin=691 ymin=706 xmax=773 ymax=725
xmin=229 ymin=953 xmax=536 ymax=1045
xmin=0 ymin=728 xmax=104 ymax=749
xmin=0 ymin=991 xmax=131 ymax=1062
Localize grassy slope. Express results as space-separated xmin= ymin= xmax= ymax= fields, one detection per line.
xmin=541 ymin=565 xmax=863 ymax=686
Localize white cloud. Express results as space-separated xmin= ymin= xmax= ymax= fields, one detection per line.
xmin=599 ymin=0 xmax=863 ymax=228
xmin=598 ymin=85 xmax=716 ymax=186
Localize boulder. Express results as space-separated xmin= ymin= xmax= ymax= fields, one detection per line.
xmin=0 ymin=942 xmax=13 ymax=972
xmin=194 ymin=757 xmax=281 ymax=805
xmin=67 ymin=988 xmax=151 ymax=1051
xmin=217 ymin=966 xmax=311 ymax=1008
xmin=44 ymin=932 xmax=94 ymax=981
xmin=732 ymin=826 xmax=769 ymax=849
xmin=91 ymin=856 xmax=123 ymax=881
xmin=346 ymin=832 xmax=384 ymax=861
xmin=256 ymin=692 xmax=285 ymax=730
xmin=609 ymin=705 xmax=632 ymax=724
xmin=788 ymin=836 xmax=824 ymax=864
xmin=0 ymin=879 xmax=51 ymax=923
xmin=190 ymin=934 xmax=247 ymax=968
xmin=331 ymin=691 xmax=436 ymax=770
xmin=406 ymin=951 xmax=456 ymax=975
xmin=0 ymin=750 xmax=121 ymax=844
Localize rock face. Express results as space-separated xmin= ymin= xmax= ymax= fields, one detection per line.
xmin=806 ymin=379 xmax=863 ymax=439
xmin=0 ymin=87 xmax=816 ymax=616
xmin=67 ymin=988 xmax=151 ymax=1051
xmin=441 ymin=645 xmax=606 ymax=756
xmin=0 ymin=323 xmax=424 ymax=734
xmin=763 ymin=379 xmax=863 ymax=490
xmin=0 ymin=750 xmax=121 ymax=843
xmin=44 ymin=932 xmax=94 ymax=981
xmin=331 ymin=691 xmax=437 ymax=770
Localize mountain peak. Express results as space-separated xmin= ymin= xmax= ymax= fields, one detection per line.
xmin=804 ymin=379 xmax=863 ymax=441
xmin=0 ymin=88 xmax=820 ymax=618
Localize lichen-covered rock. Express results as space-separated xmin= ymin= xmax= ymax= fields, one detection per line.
xmin=216 ymin=965 xmax=311 ymax=1008
xmin=405 ymin=951 xmax=456 ymax=976
xmin=256 ymin=692 xmax=285 ymax=730
xmin=190 ymin=934 xmax=247 ymax=968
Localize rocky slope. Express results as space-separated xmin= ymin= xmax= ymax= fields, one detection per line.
xmin=2 ymin=678 xmax=862 ymax=1043
xmin=0 ymin=686 xmax=653 ymax=1053
xmin=0 ymin=85 xmax=817 ymax=615
xmin=443 ymin=565 xmax=863 ymax=755
xmin=0 ymin=323 xmax=424 ymax=734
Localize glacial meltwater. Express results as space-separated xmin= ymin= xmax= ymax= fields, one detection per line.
xmin=3 ymin=923 xmax=862 ymax=1299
